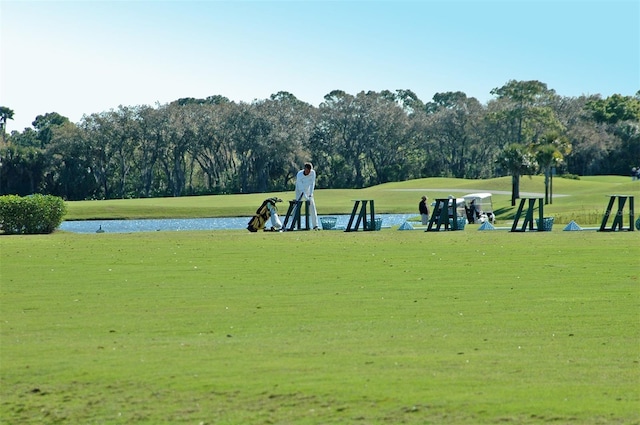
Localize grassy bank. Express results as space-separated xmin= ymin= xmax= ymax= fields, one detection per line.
xmin=63 ymin=176 xmax=640 ymax=226
xmin=1 ymin=228 xmax=638 ymax=424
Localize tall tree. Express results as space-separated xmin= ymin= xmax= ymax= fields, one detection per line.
xmin=489 ymin=80 xmax=562 ymax=145
xmin=551 ymin=95 xmax=613 ymax=175
xmin=0 ymin=144 xmax=46 ymax=195
xmin=135 ymin=105 xmax=169 ymax=197
xmin=423 ymin=92 xmax=490 ymax=178
xmin=160 ymin=103 xmax=199 ymax=196
xmin=263 ymin=92 xmax=315 ymax=190
xmin=489 ymin=80 xmax=563 ymax=202
xmin=496 ymin=144 xmax=538 ymax=206
xmin=7 ymin=127 xmax=40 ymax=148
xmin=111 ymin=106 xmax=140 ymax=198
xmin=43 ymin=121 xmax=97 ymax=200
xmin=32 ymin=112 xmax=70 ymax=148
xmin=532 ymin=132 xmax=571 ymax=204
xmin=228 ymin=102 xmax=273 ymax=193
xmin=191 ymin=101 xmax=237 ymax=194
xmin=314 ymin=90 xmax=368 ymax=188
xmin=360 ymin=91 xmax=415 ymax=184
xmin=82 ymin=113 xmax=114 ymax=198
xmin=585 ymin=93 xmax=640 ymax=174
xmin=315 ymin=90 xmax=404 ymax=188
xmin=0 ymin=106 xmax=14 ymax=144
xmin=586 ymin=93 xmax=640 ymax=124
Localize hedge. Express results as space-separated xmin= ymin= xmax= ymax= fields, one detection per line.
xmin=0 ymin=194 xmax=67 ymax=235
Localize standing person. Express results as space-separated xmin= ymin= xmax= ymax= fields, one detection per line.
xmin=419 ymin=196 xmax=430 ymax=225
xmin=295 ymin=162 xmax=319 ymax=230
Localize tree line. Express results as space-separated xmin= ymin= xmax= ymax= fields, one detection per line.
xmin=1 ymin=80 xmax=638 ymax=203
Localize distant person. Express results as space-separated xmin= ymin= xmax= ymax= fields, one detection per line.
xmin=470 ymin=199 xmax=481 ymax=217
xmin=466 ymin=199 xmax=479 ymax=223
xmin=447 ymin=195 xmax=456 ymax=218
xmin=295 ymin=162 xmax=319 ymax=230
xmin=419 ymin=196 xmax=430 ymax=225
xmin=632 ymin=167 xmax=637 ymax=181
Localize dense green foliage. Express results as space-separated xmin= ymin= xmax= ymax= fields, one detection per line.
xmin=1 ymin=230 xmax=638 ymax=424
xmin=1 ymin=83 xmax=639 ymax=200
xmin=0 ymin=194 xmax=66 ymax=234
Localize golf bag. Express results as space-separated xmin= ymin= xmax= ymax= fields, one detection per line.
xmin=247 ymin=197 xmax=282 ymax=232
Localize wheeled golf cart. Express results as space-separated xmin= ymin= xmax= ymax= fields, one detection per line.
xmin=459 ymin=192 xmax=495 ymax=224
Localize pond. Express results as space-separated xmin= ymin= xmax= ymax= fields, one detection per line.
xmin=59 ymin=214 xmax=417 ymax=233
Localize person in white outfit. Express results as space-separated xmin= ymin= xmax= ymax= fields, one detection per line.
xmin=295 ymin=162 xmax=319 ymax=230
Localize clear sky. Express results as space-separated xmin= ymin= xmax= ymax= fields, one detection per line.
xmin=1 ymin=0 xmax=638 ymax=133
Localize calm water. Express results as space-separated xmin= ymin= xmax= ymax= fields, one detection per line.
xmin=60 ymin=214 xmax=416 ymax=234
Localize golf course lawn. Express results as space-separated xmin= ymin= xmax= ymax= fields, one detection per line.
xmin=1 ymin=228 xmax=638 ymax=424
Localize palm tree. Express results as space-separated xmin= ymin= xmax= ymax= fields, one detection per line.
xmin=496 ymin=143 xmax=538 ymax=206
xmin=0 ymin=106 xmax=15 ymax=144
xmin=534 ymin=132 xmax=572 ymax=204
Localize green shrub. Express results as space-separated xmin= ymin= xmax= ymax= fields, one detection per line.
xmin=559 ymin=173 xmax=581 ymax=180
xmin=0 ymin=194 xmax=67 ymax=235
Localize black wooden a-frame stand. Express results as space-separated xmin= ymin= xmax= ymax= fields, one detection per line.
xmin=426 ymin=198 xmax=459 ymax=231
xmin=510 ymin=198 xmax=544 ymax=232
xmin=344 ymin=199 xmax=376 ymax=232
xmin=282 ymin=200 xmax=310 ymax=231
xmin=599 ymin=195 xmax=635 ymax=232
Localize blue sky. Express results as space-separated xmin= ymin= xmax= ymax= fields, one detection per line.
xmin=1 ymin=0 xmax=638 ymax=133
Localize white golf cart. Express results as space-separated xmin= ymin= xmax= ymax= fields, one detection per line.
xmin=459 ymin=193 xmax=495 ymax=224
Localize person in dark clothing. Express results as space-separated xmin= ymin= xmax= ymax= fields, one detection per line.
xmin=419 ymin=195 xmax=430 ymax=225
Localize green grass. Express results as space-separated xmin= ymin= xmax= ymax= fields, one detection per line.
xmin=1 ymin=228 xmax=639 ymax=424
xmin=64 ymin=176 xmax=640 ymax=226
xmin=2 ymin=176 xmax=639 ymax=423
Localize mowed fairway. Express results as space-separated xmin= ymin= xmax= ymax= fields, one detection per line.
xmin=1 ymin=229 xmax=638 ymax=424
